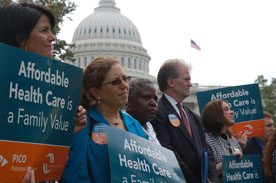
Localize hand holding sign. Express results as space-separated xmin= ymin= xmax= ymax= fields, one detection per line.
xmin=22 ymin=167 xmax=35 ymax=183
xmin=235 ymin=131 xmax=248 ymax=149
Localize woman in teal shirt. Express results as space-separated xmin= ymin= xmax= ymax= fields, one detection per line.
xmin=62 ymin=57 xmax=147 ymax=183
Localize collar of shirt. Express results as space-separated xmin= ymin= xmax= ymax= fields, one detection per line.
xmin=164 ymin=93 xmax=181 ymax=117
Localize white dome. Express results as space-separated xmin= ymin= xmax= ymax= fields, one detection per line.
xmin=68 ymin=0 xmax=155 ymax=83
xmin=72 ymin=0 xmax=141 ymax=43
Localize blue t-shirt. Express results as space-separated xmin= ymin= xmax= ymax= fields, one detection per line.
xmin=62 ymin=106 xmax=148 ymax=183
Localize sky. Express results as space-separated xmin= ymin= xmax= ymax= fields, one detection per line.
xmin=59 ymin=0 xmax=276 ymax=86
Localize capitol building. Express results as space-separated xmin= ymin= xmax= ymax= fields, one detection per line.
xmin=65 ymin=0 xmax=220 ymax=113
xmin=65 ymin=0 xmax=155 ymax=82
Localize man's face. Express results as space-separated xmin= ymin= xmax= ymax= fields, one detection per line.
xmin=129 ymin=84 xmax=158 ymax=124
xmin=264 ymin=117 xmax=275 ymax=141
xmin=171 ymin=65 xmax=192 ymax=100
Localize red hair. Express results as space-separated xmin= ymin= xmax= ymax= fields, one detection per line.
xmin=263 ymin=129 xmax=276 ymax=177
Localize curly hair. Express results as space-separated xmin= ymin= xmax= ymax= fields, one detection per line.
xmin=263 ymin=129 xmax=276 ymax=177
xmin=128 ymin=78 xmax=154 ymax=99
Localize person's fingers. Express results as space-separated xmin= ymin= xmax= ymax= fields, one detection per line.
xmin=241 ymin=132 xmax=247 ymax=138
xmin=76 ymin=113 xmax=87 ymax=124
xmin=22 ymin=167 xmax=31 ymax=183
xmin=76 ymin=106 xmax=86 ymax=118
xmin=241 ymin=133 xmax=247 ymax=143
xmin=74 ymin=106 xmax=87 ymax=133
xmin=22 ymin=167 xmax=35 ymax=183
xmin=30 ymin=168 xmax=35 ymax=183
xmin=237 ymin=131 xmax=247 ymax=142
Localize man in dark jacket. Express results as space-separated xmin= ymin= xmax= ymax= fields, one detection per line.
xmin=244 ymin=111 xmax=275 ymax=156
xmin=151 ymin=59 xmax=219 ymax=183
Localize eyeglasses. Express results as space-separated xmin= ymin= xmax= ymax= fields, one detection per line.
xmin=101 ymin=75 xmax=131 ymax=86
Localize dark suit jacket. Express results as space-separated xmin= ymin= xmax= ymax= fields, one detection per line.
xmin=151 ymin=95 xmax=218 ymax=183
xmin=243 ymin=137 xmax=264 ymax=156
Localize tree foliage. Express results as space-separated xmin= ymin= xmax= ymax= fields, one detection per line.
xmin=0 ymin=0 xmax=12 ymax=5
xmin=255 ymin=75 xmax=276 ymax=122
xmin=0 ymin=0 xmax=76 ymax=61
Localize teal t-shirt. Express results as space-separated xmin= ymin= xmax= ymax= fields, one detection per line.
xmin=62 ymin=105 xmax=148 ymax=182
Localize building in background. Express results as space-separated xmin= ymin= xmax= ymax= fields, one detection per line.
xmin=65 ymin=0 xmax=221 ymax=113
xmin=65 ymin=0 xmax=155 ymax=83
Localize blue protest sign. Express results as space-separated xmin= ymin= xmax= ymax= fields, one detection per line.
xmin=0 ymin=43 xmax=83 ymax=181
xmin=196 ymin=84 xmax=264 ymax=137
xmin=107 ymin=127 xmax=186 ymax=183
xmin=197 ymin=84 xmax=263 ymax=122
xmin=222 ymin=154 xmax=264 ymax=183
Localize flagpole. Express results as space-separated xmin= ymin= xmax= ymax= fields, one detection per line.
xmin=190 ymin=39 xmax=201 ymax=80
xmin=190 ymin=50 xmax=192 ymax=64
xmin=189 ymin=39 xmax=192 ymax=70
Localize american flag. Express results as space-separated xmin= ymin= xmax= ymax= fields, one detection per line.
xmin=191 ymin=39 xmax=201 ymax=51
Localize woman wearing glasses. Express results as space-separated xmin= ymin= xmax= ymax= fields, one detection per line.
xmin=62 ymin=57 xmax=148 ymax=182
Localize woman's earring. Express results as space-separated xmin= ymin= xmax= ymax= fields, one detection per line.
xmin=24 ymin=46 xmax=28 ymax=51
xmin=125 ymin=105 xmax=131 ymax=111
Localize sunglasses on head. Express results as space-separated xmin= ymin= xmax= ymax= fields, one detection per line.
xmin=101 ymin=75 xmax=131 ymax=86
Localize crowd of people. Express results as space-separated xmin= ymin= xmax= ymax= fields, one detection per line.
xmin=0 ymin=2 xmax=276 ymax=183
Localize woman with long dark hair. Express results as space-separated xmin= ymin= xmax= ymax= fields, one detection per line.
xmin=202 ymin=99 xmax=243 ymax=178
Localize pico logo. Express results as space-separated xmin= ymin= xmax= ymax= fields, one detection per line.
xmin=0 ymin=154 xmax=9 ymax=167
xmin=12 ymin=154 xmax=27 ymax=163
xmin=43 ymin=153 xmax=55 ymax=174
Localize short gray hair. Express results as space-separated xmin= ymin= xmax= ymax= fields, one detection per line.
xmin=129 ymin=78 xmax=155 ymax=99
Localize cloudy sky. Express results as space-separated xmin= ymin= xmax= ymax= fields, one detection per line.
xmin=59 ymin=0 xmax=276 ymax=86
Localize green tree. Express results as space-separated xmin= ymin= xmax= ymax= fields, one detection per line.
xmin=0 ymin=0 xmax=76 ymax=61
xmin=255 ymin=75 xmax=276 ymax=122
xmin=0 ymin=0 xmax=12 ymax=5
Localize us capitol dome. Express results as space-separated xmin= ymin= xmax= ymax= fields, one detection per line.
xmin=65 ymin=0 xmax=222 ymax=113
xmin=66 ymin=0 xmax=156 ymax=82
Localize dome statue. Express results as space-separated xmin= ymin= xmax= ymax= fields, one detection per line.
xmin=68 ymin=0 xmax=156 ymax=82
